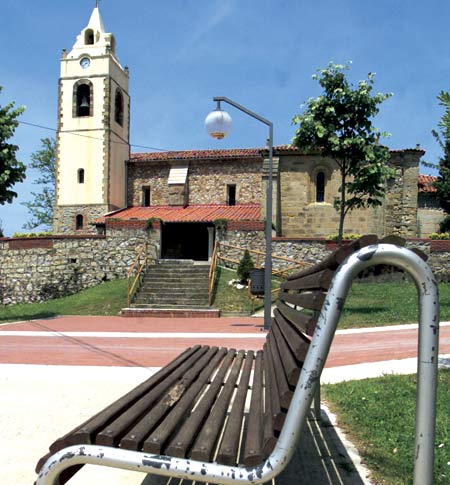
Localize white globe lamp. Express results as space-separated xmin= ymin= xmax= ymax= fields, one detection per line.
xmin=205 ymin=109 xmax=232 ymax=139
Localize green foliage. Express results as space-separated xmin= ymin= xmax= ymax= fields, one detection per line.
xmin=429 ymin=231 xmax=450 ymax=240
xmin=22 ymin=137 xmax=56 ymax=230
xmin=0 ymin=86 xmax=26 ymax=205
xmin=12 ymin=231 xmax=53 ymax=238
xmin=292 ymin=62 xmax=395 ymax=243
xmin=213 ymin=218 xmax=228 ymax=231
xmin=237 ymin=250 xmax=255 ymax=283
xmin=432 ymin=91 xmax=450 ymax=228
xmin=145 ymin=217 xmax=162 ymax=230
xmin=326 ymin=233 xmax=362 ymax=242
xmin=0 ymin=219 xmax=4 ymax=237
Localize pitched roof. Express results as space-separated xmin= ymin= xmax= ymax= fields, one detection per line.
xmin=418 ymin=174 xmax=437 ymax=193
xmin=96 ymin=204 xmax=261 ymax=224
xmin=130 ymin=145 xmax=425 ymax=162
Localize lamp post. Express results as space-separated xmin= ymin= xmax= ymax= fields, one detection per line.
xmin=205 ymin=97 xmax=273 ymax=330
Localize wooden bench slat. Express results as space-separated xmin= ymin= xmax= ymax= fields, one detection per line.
xmin=165 ymin=349 xmax=237 ymax=458
xmin=281 ymin=268 xmax=334 ymax=291
xmin=273 ymin=309 xmax=310 ymax=362
xmin=279 ymin=290 xmax=326 ymax=311
xmin=190 ymin=350 xmax=246 ymax=462
xmin=243 ymin=350 xmax=264 ymax=467
xmin=112 ymin=347 xmax=220 ymax=449
xmin=275 ymin=300 xmax=315 ymax=336
xmin=271 ymin=320 xmax=300 ymax=387
xmin=94 ymin=346 xmax=213 ymax=446
xmin=216 ymin=351 xmax=254 ymax=465
xmin=267 ymin=333 xmax=293 ymax=409
xmin=49 ymin=345 xmax=203 ymax=453
xmin=136 ymin=347 xmax=228 ymax=453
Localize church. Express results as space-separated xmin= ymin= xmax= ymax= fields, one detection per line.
xmin=52 ymin=5 xmax=440 ymax=261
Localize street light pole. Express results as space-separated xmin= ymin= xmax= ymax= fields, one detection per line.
xmin=206 ymin=97 xmax=273 ymax=330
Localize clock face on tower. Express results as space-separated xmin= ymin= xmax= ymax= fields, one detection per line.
xmin=80 ymin=57 xmax=91 ymax=69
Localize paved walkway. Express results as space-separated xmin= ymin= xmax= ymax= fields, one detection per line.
xmin=1 ymin=316 xmax=449 ymax=485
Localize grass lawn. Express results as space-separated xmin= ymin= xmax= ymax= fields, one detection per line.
xmin=340 ymin=281 xmax=450 ymax=328
xmin=0 ymin=279 xmax=127 ymax=324
xmin=212 ymin=266 xmax=281 ymax=314
xmin=323 ymin=370 xmax=450 ymax=485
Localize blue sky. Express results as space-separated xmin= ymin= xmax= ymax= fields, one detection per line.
xmin=1 ymin=0 xmax=448 ymax=236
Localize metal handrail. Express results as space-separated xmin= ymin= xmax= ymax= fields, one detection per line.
xmin=37 ymin=244 xmax=439 ymax=485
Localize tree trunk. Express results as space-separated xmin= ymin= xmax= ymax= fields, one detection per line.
xmin=338 ymin=167 xmax=346 ymax=245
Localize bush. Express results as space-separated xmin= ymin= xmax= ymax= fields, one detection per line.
xmin=326 ymin=233 xmax=362 ymax=242
xmin=429 ymin=232 xmax=450 ymax=240
xmin=237 ymin=250 xmax=255 ymax=283
xmin=12 ymin=231 xmax=53 ymax=238
xmin=439 ymin=214 xmax=450 ymax=233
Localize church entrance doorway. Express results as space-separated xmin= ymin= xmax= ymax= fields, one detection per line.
xmin=161 ymin=222 xmax=214 ymax=261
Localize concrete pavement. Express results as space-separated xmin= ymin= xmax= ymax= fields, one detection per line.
xmin=1 ymin=316 xmax=449 ymax=485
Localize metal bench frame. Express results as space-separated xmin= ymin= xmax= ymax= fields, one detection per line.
xmin=36 ymin=244 xmax=439 ymax=485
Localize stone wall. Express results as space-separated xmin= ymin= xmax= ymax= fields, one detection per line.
xmin=53 ymin=204 xmax=110 ymax=234
xmin=276 ymin=150 xmax=422 ymax=238
xmin=0 ymin=227 xmax=158 ymax=305
xmin=127 ymin=158 xmax=262 ymax=207
xmin=417 ymin=193 xmax=443 ymax=236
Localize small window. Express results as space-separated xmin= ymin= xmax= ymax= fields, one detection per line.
xmin=76 ymin=214 xmax=84 ymax=230
xmin=85 ymin=29 xmax=94 ymax=45
xmin=227 ymin=184 xmax=236 ymax=206
xmin=78 ymin=168 xmax=85 ymax=184
xmin=115 ymin=89 xmax=124 ymax=126
xmin=76 ymin=84 xmax=91 ymax=117
xmin=142 ymin=186 xmax=151 ymax=207
xmin=316 ymin=172 xmax=325 ymax=202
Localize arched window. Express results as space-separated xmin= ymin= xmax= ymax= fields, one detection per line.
xmin=78 ymin=169 xmax=85 ymax=184
xmin=316 ymin=171 xmax=325 ymax=202
xmin=76 ymin=214 xmax=84 ymax=230
xmin=115 ymin=89 xmax=124 ymax=126
xmin=85 ymin=29 xmax=94 ymax=45
xmin=75 ymin=83 xmax=92 ymax=117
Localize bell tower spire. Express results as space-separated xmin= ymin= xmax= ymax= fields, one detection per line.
xmin=53 ymin=3 xmax=130 ymax=234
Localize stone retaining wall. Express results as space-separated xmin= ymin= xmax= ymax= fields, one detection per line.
xmin=1 ymin=231 xmax=449 ymax=306
xmin=0 ymin=228 xmax=158 ymax=305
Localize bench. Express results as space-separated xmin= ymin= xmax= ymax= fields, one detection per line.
xmin=35 ymin=237 xmax=440 ymax=485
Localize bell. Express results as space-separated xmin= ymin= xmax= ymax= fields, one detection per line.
xmin=79 ymin=96 xmax=90 ymax=109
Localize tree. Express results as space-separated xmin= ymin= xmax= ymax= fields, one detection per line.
xmin=237 ymin=250 xmax=254 ymax=284
xmin=0 ymin=86 xmax=26 ymax=205
xmin=22 ymin=137 xmax=56 ymax=230
xmin=432 ymin=91 xmax=450 ymax=232
xmin=292 ymin=62 xmax=395 ymax=243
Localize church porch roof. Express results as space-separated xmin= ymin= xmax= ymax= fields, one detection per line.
xmin=95 ymin=204 xmax=261 ymax=224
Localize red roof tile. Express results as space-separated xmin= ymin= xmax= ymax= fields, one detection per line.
xmin=96 ymin=204 xmax=261 ymax=224
xmin=130 ymin=145 xmax=425 ymax=162
xmin=418 ymin=174 xmax=437 ymax=193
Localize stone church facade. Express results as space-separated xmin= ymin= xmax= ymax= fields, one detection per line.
xmin=52 ymin=5 xmax=439 ymax=254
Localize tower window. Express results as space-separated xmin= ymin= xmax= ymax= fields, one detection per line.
xmin=115 ymin=89 xmax=124 ymax=126
xmin=142 ymin=186 xmax=151 ymax=207
xmin=85 ymin=29 xmax=94 ymax=45
xmin=316 ymin=171 xmax=325 ymax=202
xmin=78 ymin=168 xmax=85 ymax=184
xmin=76 ymin=214 xmax=84 ymax=230
xmin=227 ymin=184 xmax=236 ymax=206
xmin=75 ymin=83 xmax=92 ymax=117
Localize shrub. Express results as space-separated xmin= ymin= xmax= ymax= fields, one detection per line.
xmin=145 ymin=218 xmax=162 ymax=230
xmin=429 ymin=232 xmax=450 ymax=240
xmin=326 ymin=233 xmax=362 ymax=242
xmin=12 ymin=231 xmax=53 ymax=238
xmin=237 ymin=250 xmax=255 ymax=283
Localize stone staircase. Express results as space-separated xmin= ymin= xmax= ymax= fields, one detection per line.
xmin=121 ymin=260 xmax=219 ymax=317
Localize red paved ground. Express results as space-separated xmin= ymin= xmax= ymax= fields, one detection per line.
xmin=0 ymin=316 xmax=449 ymax=368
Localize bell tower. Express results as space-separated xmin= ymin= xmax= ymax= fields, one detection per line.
xmin=53 ymin=4 xmax=130 ymax=233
